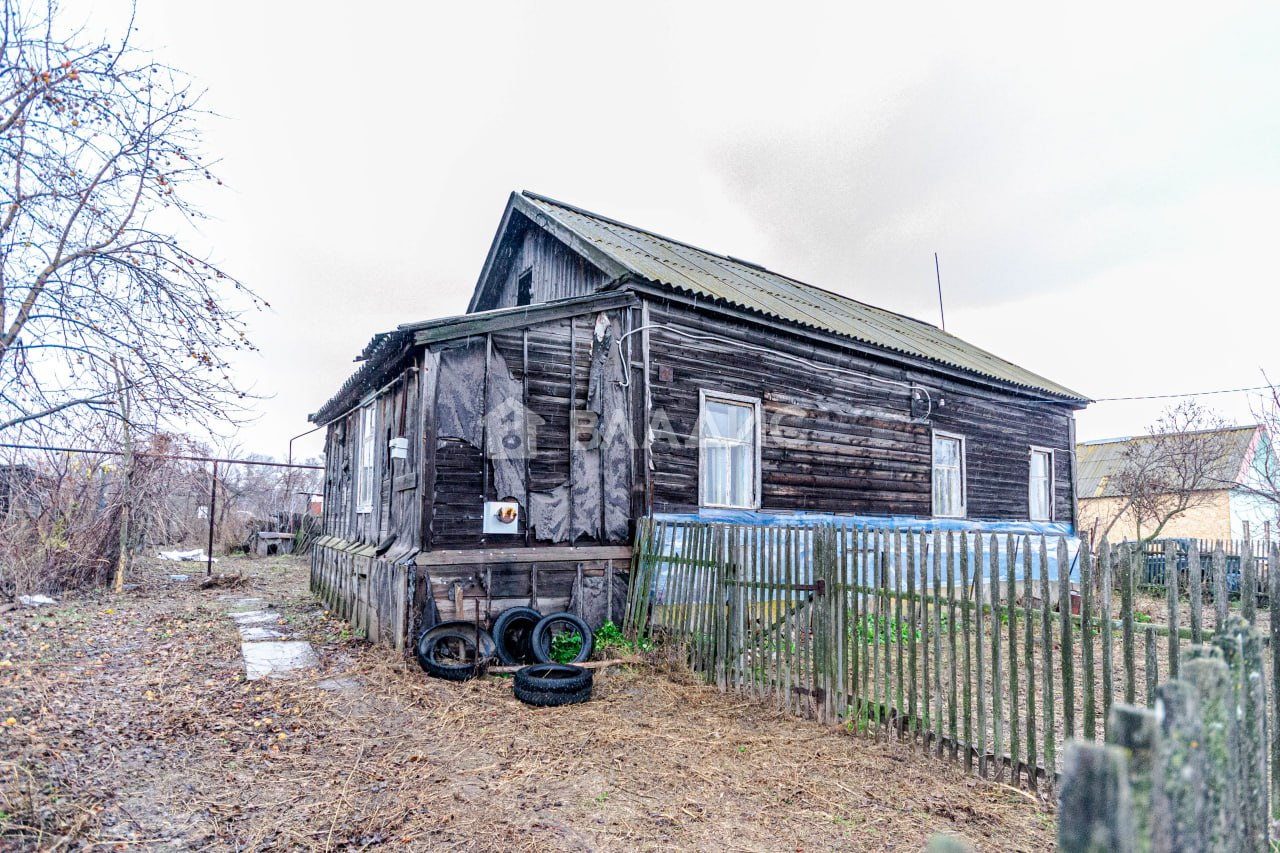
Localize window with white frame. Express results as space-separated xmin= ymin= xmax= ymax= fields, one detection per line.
xmin=356 ymin=404 xmax=376 ymax=513
xmin=699 ymin=392 xmax=760 ymax=509
xmin=1029 ymin=447 xmax=1054 ymax=522
xmin=932 ymin=431 xmax=966 ymax=517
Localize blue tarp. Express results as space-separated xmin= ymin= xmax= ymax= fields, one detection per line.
xmin=644 ymin=510 xmax=1081 ymax=604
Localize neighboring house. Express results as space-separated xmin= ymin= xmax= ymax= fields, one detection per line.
xmin=1075 ymin=425 xmax=1278 ymax=543
xmin=309 ymin=191 xmax=1088 ymax=648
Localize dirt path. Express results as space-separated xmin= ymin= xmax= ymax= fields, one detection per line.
xmin=0 ymin=556 xmax=1054 ymax=851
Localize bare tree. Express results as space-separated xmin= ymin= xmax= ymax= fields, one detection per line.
xmin=1093 ymin=400 xmax=1234 ymax=543
xmin=0 ymin=0 xmax=262 ymax=436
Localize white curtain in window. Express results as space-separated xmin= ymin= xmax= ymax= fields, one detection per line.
xmin=1029 ymin=449 xmax=1051 ymax=521
xmin=932 ymin=434 xmax=963 ymax=516
xmin=701 ymin=399 xmax=756 ymax=508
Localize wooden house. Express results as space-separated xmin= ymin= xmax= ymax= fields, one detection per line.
xmin=309 ymin=191 xmax=1088 ymax=650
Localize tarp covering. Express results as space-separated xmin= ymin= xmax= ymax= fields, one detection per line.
xmin=529 ymin=312 xmax=632 ymax=543
xmin=436 ymin=340 xmax=526 ymax=505
xmin=434 ymin=312 xmax=632 ymax=544
xmin=645 ymin=510 xmax=1082 ymax=603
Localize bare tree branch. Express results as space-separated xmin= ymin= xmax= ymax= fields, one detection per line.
xmin=0 ymin=0 xmax=263 ymax=436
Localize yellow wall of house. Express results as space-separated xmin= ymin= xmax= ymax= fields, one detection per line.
xmin=1077 ymin=490 xmax=1234 ymax=542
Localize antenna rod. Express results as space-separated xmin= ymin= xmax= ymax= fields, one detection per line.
xmin=934 ymin=252 xmax=946 ymax=331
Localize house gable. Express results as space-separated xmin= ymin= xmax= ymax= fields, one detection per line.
xmin=466 ymin=193 xmax=625 ymax=313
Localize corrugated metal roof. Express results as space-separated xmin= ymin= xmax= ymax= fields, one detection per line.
xmin=1075 ymin=426 xmax=1260 ymax=498
xmin=520 ymin=191 xmax=1086 ymax=401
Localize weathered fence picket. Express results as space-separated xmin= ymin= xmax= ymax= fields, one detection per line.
xmin=623 ymin=518 xmax=1278 ymax=819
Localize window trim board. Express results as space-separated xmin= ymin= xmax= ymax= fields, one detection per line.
xmin=931 ymin=429 xmax=967 ymax=518
xmin=1028 ymin=445 xmax=1055 ymax=522
xmin=697 ymin=388 xmax=763 ymax=510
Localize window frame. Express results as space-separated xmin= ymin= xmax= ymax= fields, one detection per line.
xmin=1028 ymin=445 xmax=1055 ymax=522
xmin=931 ymin=430 xmax=967 ymax=518
xmin=697 ymin=389 xmax=762 ymax=510
xmin=356 ymin=402 xmax=376 ymax=514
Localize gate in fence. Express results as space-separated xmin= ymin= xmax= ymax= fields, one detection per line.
xmin=623 ymin=516 xmax=1280 ymax=810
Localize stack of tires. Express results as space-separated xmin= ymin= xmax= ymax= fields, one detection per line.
xmin=414 ymin=607 xmax=594 ymax=707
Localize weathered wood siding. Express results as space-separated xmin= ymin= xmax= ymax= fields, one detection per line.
xmin=476 ymin=220 xmax=608 ymax=311
xmin=428 ymin=308 xmax=637 ymax=550
xmin=316 ymin=355 xmax=424 ymax=549
xmin=643 ymin=300 xmax=1075 ymax=522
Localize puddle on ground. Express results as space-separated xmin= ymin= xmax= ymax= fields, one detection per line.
xmin=239 ymin=626 xmax=286 ymax=641
xmin=242 ymin=641 xmax=319 ymax=680
xmin=228 ymin=610 xmax=277 ymax=625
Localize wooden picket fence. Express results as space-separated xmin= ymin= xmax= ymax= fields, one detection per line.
xmin=623 ymin=518 xmax=1280 ymax=804
xmin=1058 ymin=616 xmax=1270 ymax=852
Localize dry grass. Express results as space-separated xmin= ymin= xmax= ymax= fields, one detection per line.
xmin=0 ymin=555 xmax=1055 ymax=851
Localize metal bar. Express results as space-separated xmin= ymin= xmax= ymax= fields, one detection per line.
xmin=206 ymin=460 xmax=217 ymax=578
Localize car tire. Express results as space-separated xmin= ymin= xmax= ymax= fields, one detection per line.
xmin=415 ymin=621 xmax=496 ymax=680
xmin=491 ymin=606 xmax=542 ymax=665
xmin=513 ymin=663 xmax=593 ymax=706
xmin=530 ymin=612 xmax=593 ymax=664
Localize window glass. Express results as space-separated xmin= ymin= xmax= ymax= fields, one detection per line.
xmin=357 ymin=405 xmax=375 ymax=512
xmin=932 ymin=433 xmax=964 ymax=517
xmin=1030 ymin=449 xmax=1052 ymax=521
xmin=700 ymin=397 xmax=758 ymax=508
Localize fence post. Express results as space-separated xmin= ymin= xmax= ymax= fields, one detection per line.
xmin=1123 ymin=543 xmax=1137 ymax=705
xmin=1058 ymin=741 xmax=1134 ymax=853
xmin=1153 ymin=680 xmax=1205 ymax=852
xmin=1220 ymin=616 xmax=1269 ymax=850
xmin=1107 ymin=703 xmax=1157 ymax=853
xmin=1165 ymin=539 xmax=1179 ymax=679
xmin=1182 ymin=655 xmax=1240 ymax=850
xmin=1271 ymin=541 xmax=1280 ymax=820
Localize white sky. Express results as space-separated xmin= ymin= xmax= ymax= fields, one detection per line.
xmin=65 ymin=1 xmax=1280 ymax=460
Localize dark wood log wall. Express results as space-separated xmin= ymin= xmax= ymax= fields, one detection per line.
xmin=643 ymin=300 xmax=1076 ymax=523
xmin=481 ymin=221 xmax=608 ymax=310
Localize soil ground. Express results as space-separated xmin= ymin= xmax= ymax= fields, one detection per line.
xmin=0 ymin=555 xmax=1055 ymax=851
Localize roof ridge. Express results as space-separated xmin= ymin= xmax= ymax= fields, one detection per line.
xmin=522 ymin=190 xmax=945 ymax=334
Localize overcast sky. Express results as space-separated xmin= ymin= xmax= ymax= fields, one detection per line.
xmin=66 ymin=1 xmax=1280 ymax=460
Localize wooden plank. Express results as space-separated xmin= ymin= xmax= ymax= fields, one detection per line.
xmin=1188 ymin=539 xmax=1203 ymax=645
xmin=1057 ymin=742 xmax=1134 ymax=853
xmin=1122 ymin=543 xmax=1136 ymax=706
xmin=1243 ymin=538 xmax=1257 ymax=623
xmin=921 ymin=530 xmax=931 ymax=745
xmin=1023 ymin=536 xmax=1036 ymax=789
xmin=1271 ymin=542 xmax=1280 ymax=819
xmin=975 ymin=533 xmax=988 ymax=777
xmin=895 ymin=528 xmax=906 ymax=739
xmin=1212 ymin=543 xmax=1228 ymax=631
xmin=1060 ymin=536 xmax=1076 ymax=739
xmin=961 ymin=532 xmax=973 ymax=773
xmin=1144 ymin=627 xmax=1158 ymax=707
xmin=1165 ymin=539 xmax=1179 ymax=680
xmin=948 ymin=533 xmax=959 ymax=760
xmin=1100 ymin=538 xmax=1114 ymax=736
xmin=907 ymin=529 xmax=919 ymax=746
xmin=1007 ymin=534 xmax=1021 ymax=784
xmin=934 ymin=531 xmax=945 ymax=758
xmin=417 ymin=546 xmax=632 ymax=566
xmin=1081 ymin=542 xmax=1096 ymax=741
xmin=1040 ymin=536 xmax=1056 ymax=782
xmin=991 ymin=534 xmax=1004 ymax=780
